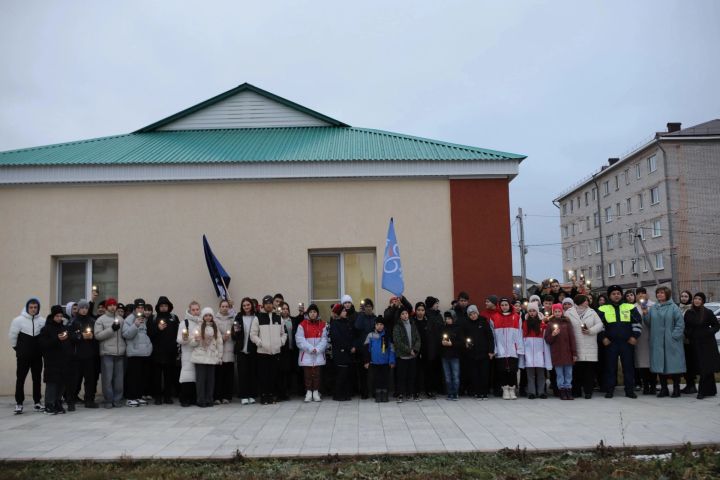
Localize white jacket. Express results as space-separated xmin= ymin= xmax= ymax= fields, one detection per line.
xmin=214 ymin=313 xmax=235 ymax=363
xmin=565 ymin=306 xmax=604 ymax=362
xmin=190 ymin=323 xmax=224 ymax=365
xmin=177 ymin=311 xmax=200 ymax=382
xmin=9 ymin=309 xmax=45 ymax=348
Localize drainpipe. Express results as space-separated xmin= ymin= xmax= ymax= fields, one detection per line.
xmin=657 ymin=141 xmax=678 ymax=301
xmin=591 ymin=175 xmax=606 ymax=288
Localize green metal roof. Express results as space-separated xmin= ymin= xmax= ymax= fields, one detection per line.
xmin=0 ymin=127 xmax=526 ymax=166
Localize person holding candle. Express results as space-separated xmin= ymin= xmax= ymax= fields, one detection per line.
xmin=421 ymin=297 xmax=444 ymax=399
xmin=250 ymin=295 xmax=287 ymax=405
xmin=148 ymin=296 xmax=179 ymax=405
xmin=232 ymin=297 xmax=258 ymax=405
xmin=213 ymin=299 xmax=235 ymax=404
xmin=39 ymin=305 xmax=73 ymax=415
xmin=493 ymin=298 xmax=524 ymax=400
xmin=519 ymin=303 xmax=552 ymax=399
xmin=296 ymin=303 xmax=329 ymax=402
xmin=440 ymin=310 xmax=461 ymax=400
xmin=565 ymin=295 xmax=604 ymax=399
xmin=677 ymin=290 xmax=696 ymax=395
xmin=122 ymin=299 xmax=154 ymax=407
xmin=463 ymin=305 xmax=495 ymax=400
xmin=68 ymin=299 xmax=99 ymax=408
xmin=544 ymin=304 xmax=577 ymax=400
xmin=632 ymin=288 xmax=655 ymax=395
xmin=364 ymin=316 xmax=395 ymax=402
xmin=94 ymin=298 xmax=126 ymax=408
xmin=190 ymin=307 xmax=224 ymax=407
xmin=392 ymin=307 xmax=422 ymax=403
xmin=177 ymin=301 xmax=201 ymax=407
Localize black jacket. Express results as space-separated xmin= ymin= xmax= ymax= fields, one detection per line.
xmin=684 ymin=306 xmax=720 ymax=375
xmin=440 ymin=323 xmax=462 ymax=359
xmin=424 ymin=310 xmax=444 ymax=361
xmin=463 ymin=317 xmax=495 ymax=360
xmin=383 ymin=296 xmax=413 ymax=342
xmin=353 ymin=312 xmax=377 ymax=351
xmin=232 ymin=313 xmax=257 ymax=355
xmin=330 ymin=317 xmax=354 ymax=366
xmin=148 ymin=312 xmax=180 ymax=364
xmin=68 ymin=315 xmax=99 ymax=360
xmin=39 ymin=320 xmax=73 ymax=383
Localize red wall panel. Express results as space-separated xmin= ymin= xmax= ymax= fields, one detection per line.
xmin=449 ymin=178 xmax=513 ymax=303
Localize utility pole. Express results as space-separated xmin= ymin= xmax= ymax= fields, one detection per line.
xmin=636 ymin=224 xmax=661 ymax=287
xmin=517 ymin=207 xmax=528 ymax=299
xmin=633 ymin=224 xmax=642 ymax=289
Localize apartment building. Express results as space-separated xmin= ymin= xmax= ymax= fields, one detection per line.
xmin=555 ymin=119 xmax=720 ymax=300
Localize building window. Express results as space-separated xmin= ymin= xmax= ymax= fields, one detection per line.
xmin=608 ymin=262 xmax=616 ymax=278
xmin=606 ymin=234 xmax=615 ymax=250
xmin=626 ymin=198 xmax=632 ymax=214
xmin=596 ymin=265 xmax=602 ymax=279
xmin=638 ymin=192 xmax=644 ymax=210
xmin=624 ymin=169 xmax=630 ymax=185
xmin=614 ymin=175 xmax=619 ymax=191
xmin=571 ymin=223 xmax=576 ymax=236
xmin=592 ymin=188 xmax=597 ymax=201
xmin=577 ymin=197 xmax=581 ymax=210
xmin=593 ymin=212 xmax=600 ymax=227
xmin=635 ymin=163 xmax=641 ymax=179
xmin=570 ymin=200 xmax=574 ymax=213
xmin=603 ymin=181 xmax=610 ymax=196
xmin=620 ymin=260 xmax=625 ymax=276
xmin=588 ymin=266 xmax=593 ymax=279
xmin=650 ymin=186 xmax=660 ymax=205
xmin=587 ymin=242 xmax=592 ymax=256
xmin=648 ymin=155 xmax=657 ymax=173
xmin=57 ymin=256 xmax=118 ymax=305
xmin=642 ymin=257 xmax=649 ymax=272
xmin=631 ymin=259 xmax=638 ymax=274
xmin=572 ymin=246 xmax=577 ymax=259
xmin=616 ymin=202 xmax=621 ymax=218
xmin=654 ymin=252 xmax=664 ymax=270
xmin=628 ymin=228 xmax=635 ymax=244
xmin=638 ymin=227 xmax=645 ymax=241
xmin=618 ymin=232 xmax=623 ymax=248
xmin=652 ymin=220 xmax=662 ymax=237
xmin=563 ymin=225 xmax=569 ymax=238
xmin=584 ymin=192 xmax=590 ymax=206
xmin=594 ymin=238 xmax=601 ymax=253
xmin=604 ymin=207 xmax=612 ymax=223
xmin=562 ymin=203 xmax=567 ymax=215
xmin=579 ymin=220 xmax=584 ymax=234
xmin=309 ymin=250 xmax=375 ymax=320
xmin=565 ymin=247 xmax=571 ymax=261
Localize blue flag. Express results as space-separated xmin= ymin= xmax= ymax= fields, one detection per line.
xmin=202 ymin=235 xmax=231 ymax=299
xmin=382 ymin=217 xmax=404 ymax=296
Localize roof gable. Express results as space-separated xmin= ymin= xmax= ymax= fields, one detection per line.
xmin=136 ymin=83 xmax=348 ymax=132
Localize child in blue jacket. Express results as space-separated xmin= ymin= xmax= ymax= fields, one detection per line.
xmin=363 ymin=316 xmax=395 ymax=402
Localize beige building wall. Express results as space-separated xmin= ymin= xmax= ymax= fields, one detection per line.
xmin=0 ymin=178 xmax=455 ymax=395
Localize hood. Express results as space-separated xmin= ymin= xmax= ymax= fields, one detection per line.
xmin=65 ymin=302 xmax=77 ymax=318
xmin=22 ymin=297 xmax=41 ymax=318
xmin=155 ymin=296 xmax=174 ymax=313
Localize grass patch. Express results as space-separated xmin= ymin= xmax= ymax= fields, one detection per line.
xmin=1 ymin=444 xmax=719 ymax=479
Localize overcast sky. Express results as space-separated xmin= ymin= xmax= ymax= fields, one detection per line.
xmin=1 ymin=0 xmax=718 ymax=281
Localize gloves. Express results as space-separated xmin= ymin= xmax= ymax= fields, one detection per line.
xmin=112 ymin=323 xmax=121 ymax=331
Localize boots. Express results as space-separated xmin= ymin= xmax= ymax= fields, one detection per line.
xmin=560 ymin=389 xmax=567 ymax=400
xmin=657 ymin=387 xmax=670 ymax=398
xmin=502 ymin=386 xmax=510 ymax=400
xmin=508 ymin=386 xmax=517 ymax=400
xmin=375 ymin=389 xmax=382 ymax=403
xmin=671 ymin=384 xmax=681 ymax=398
xmin=565 ymin=389 xmax=574 ymax=400
xmin=304 ymin=390 xmax=313 ymax=403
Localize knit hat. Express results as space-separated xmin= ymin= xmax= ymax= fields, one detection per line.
xmin=201 ymin=307 xmax=214 ymax=319
xmin=529 ymin=295 xmax=541 ymax=304
xmin=498 ymin=297 xmax=511 ymax=305
xmin=443 ymin=310 xmax=456 ymax=320
xmin=65 ymin=302 xmax=76 ymax=317
xmin=49 ymin=305 xmax=64 ymax=319
xmin=527 ymin=302 xmax=540 ymax=313
xmin=375 ymin=315 xmax=385 ymax=325
xmin=551 ymin=303 xmax=563 ymax=313
xmin=77 ymin=299 xmax=90 ymax=310
xmin=607 ymin=285 xmax=623 ymax=296
xmin=466 ymin=305 xmax=479 ymax=316
xmin=332 ymin=303 xmax=343 ymax=315
xmin=562 ymin=297 xmax=574 ymax=306
xmin=341 ymin=294 xmax=353 ymax=305
xmin=424 ymin=296 xmax=439 ymax=309
xmin=105 ymin=298 xmax=118 ymax=307
xmin=415 ymin=301 xmax=426 ymax=311
xmin=262 ymin=295 xmax=274 ymax=305
xmin=486 ymin=295 xmax=499 ymax=305
xmin=306 ymin=303 xmax=320 ymax=315
xmin=693 ymin=292 xmax=707 ymax=304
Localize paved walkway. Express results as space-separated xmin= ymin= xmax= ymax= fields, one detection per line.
xmin=1 ymin=394 xmax=718 ymax=459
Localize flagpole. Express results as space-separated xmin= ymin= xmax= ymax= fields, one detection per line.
xmin=220 ymin=276 xmax=232 ymax=301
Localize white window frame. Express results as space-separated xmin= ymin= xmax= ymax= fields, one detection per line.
xmin=606 ymin=234 xmax=614 ymax=250
xmin=594 ymin=238 xmax=601 ymax=253
xmin=654 ymin=252 xmax=664 ymax=270
xmin=635 ymin=163 xmax=641 ymax=179
xmin=603 ymin=181 xmax=610 ymax=196
xmin=648 ymin=155 xmax=657 ymax=173
xmin=650 ymin=186 xmax=660 ymax=205
xmin=652 ymin=220 xmax=662 ymax=237
xmin=308 ymin=249 xmax=377 ymax=307
xmin=626 ymin=198 xmax=632 ymax=214
xmin=604 ymin=207 xmax=613 ymax=223
xmin=642 ymin=257 xmax=649 ymax=272
xmin=638 ymin=192 xmax=644 ymax=210
xmin=620 ymin=260 xmax=625 ymax=276
xmin=616 ymin=202 xmax=621 ymax=218
xmin=56 ymin=255 xmax=118 ymax=305
xmin=608 ymin=262 xmax=616 ymax=278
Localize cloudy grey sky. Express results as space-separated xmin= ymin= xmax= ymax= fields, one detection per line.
xmin=2 ymin=0 xmax=718 ymax=281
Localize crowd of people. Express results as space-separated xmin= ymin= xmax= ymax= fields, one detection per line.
xmin=8 ymin=281 xmax=720 ymax=415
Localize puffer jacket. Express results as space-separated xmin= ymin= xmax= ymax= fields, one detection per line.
xmin=296 ymin=319 xmax=328 ymax=367
xmin=122 ymin=313 xmax=153 ymax=357
xmin=364 ymin=330 xmax=395 ymax=365
xmin=544 ymin=316 xmax=577 ymax=366
xmin=250 ymin=311 xmax=287 ymax=355
xmin=94 ymin=313 xmax=126 ymax=356
xmin=214 ymin=313 xmax=235 ymax=363
xmin=8 ymin=298 xmax=45 ymax=359
xmin=68 ymin=314 xmax=100 ymax=359
xmin=190 ymin=322 xmax=224 ymax=365
xmin=177 ymin=311 xmax=201 ymax=383
xmin=39 ymin=318 xmax=73 ymax=383
xmin=565 ymin=306 xmax=604 ymax=362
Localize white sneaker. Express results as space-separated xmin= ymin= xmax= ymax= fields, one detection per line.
xmin=312 ymin=390 xmax=322 ymax=402
xmin=509 ymin=387 xmax=517 ymax=400
xmin=241 ymin=398 xmax=249 ymax=405
xmin=137 ymin=398 xmax=148 ymax=406
xmin=502 ymin=386 xmax=510 ymax=400
xmin=304 ymin=391 xmax=313 ymax=403
xmin=33 ymin=403 xmax=45 ymax=412
xmin=126 ymin=399 xmax=139 ymax=407
xmin=14 ymin=404 xmax=23 ymax=415
xmin=248 ymin=397 xmax=256 ymax=404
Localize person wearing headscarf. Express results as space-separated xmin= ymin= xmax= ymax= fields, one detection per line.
xmin=683 ymin=292 xmax=720 ymax=399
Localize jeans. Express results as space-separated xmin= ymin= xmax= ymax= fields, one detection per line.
xmin=442 ymin=357 xmax=460 ymax=396
xmin=555 ymin=365 xmax=573 ymax=389
xmin=101 ymin=355 xmax=124 ymax=405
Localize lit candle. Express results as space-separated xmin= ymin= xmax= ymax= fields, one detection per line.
xmin=226 ymin=330 xmax=231 ymax=336
xmin=466 ymin=337 xmax=472 ymax=344
xmin=159 ymin=320 xmax=166 ymax=328
xmin=553 ymin=323 xmax=559 ymax=331
xmin=92 ymin=285 xmax=98 ymax=291
xmin=85 ymin=327 xmax=91 ymax=334
xmin=443 ymin=334 xmax=448 ymax=340
xmin=182 ymin=328 xmax=188 ymax=336
xmin=113 ymin=318 xmax=119 ymax=325
xmin=581 ymin=323 xmax=587 ymax=329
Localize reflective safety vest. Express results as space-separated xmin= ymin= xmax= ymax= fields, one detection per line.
xmin=598 ymin=303 xmax=634 ymax=323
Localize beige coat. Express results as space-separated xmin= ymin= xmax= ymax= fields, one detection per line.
xmin=190 ymin=323 xmax=224 ymax=365
xmin=565 ymin=306 xmax=603 ymax=362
